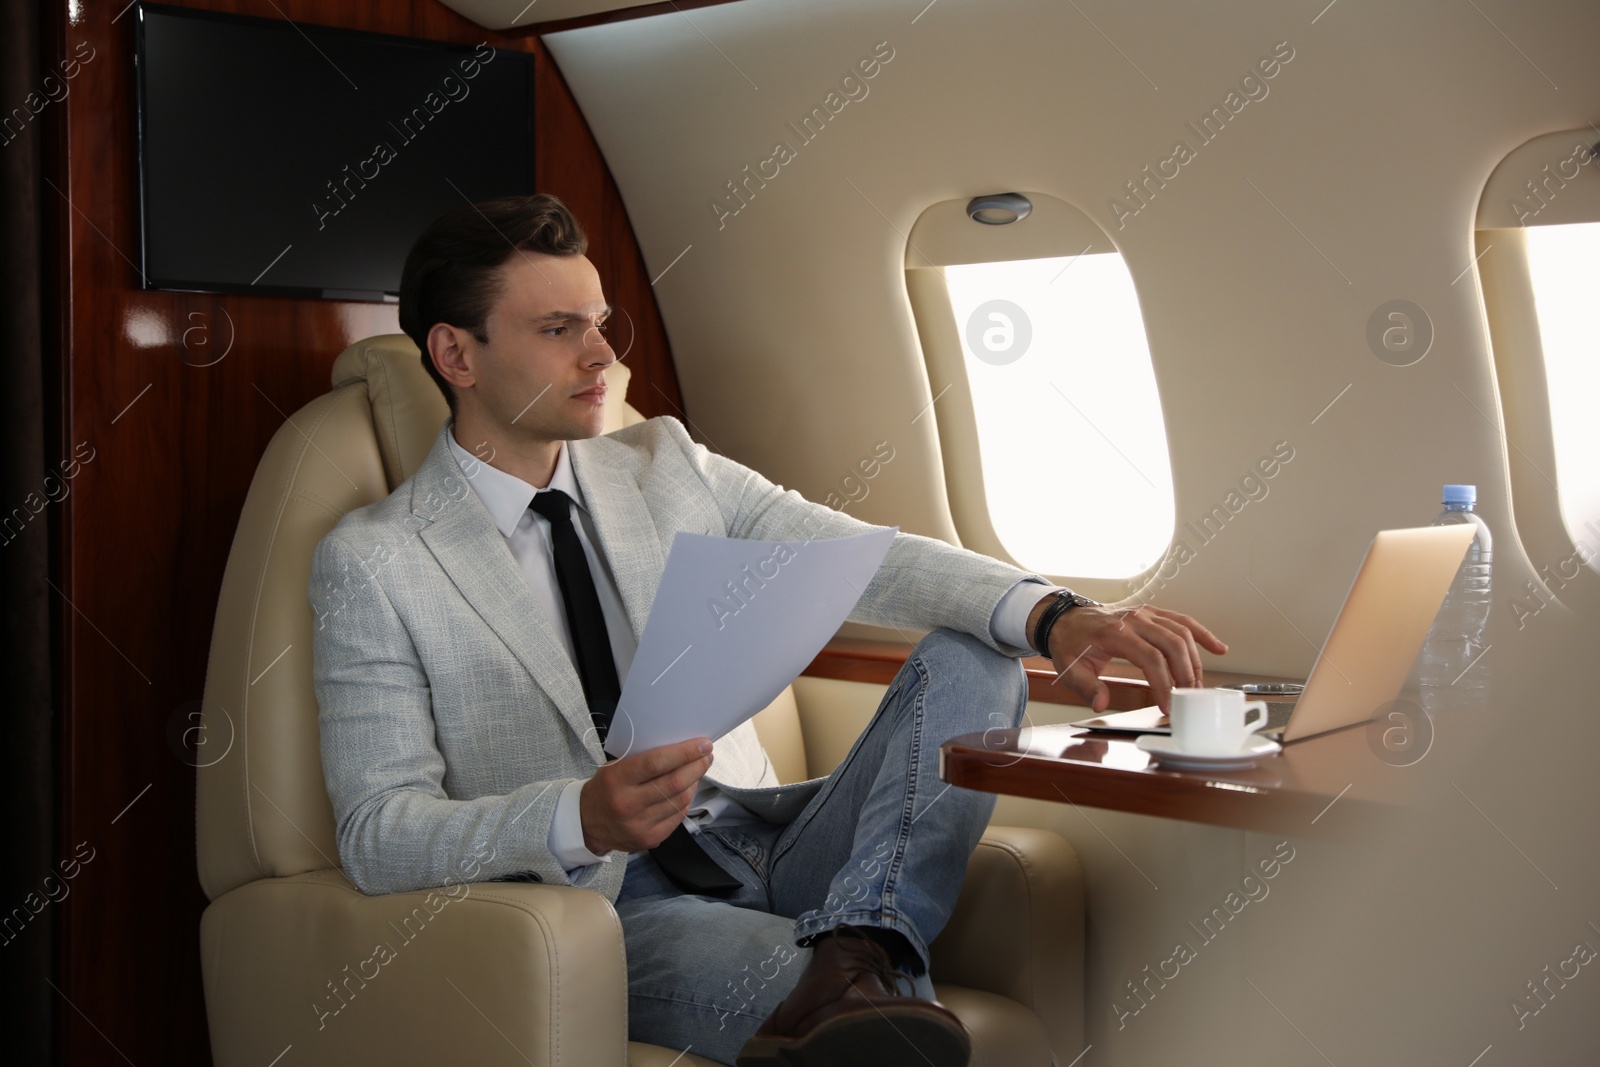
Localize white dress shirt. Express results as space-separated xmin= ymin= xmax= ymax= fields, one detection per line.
xmin=446 ymin=429 xmax=1057 ymax=882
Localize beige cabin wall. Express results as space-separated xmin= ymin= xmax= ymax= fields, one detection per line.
xmin=545 ymin=2 xmax=1600 ymax=1063
xmin=545 ymin=0 xmax=1599 ymax=677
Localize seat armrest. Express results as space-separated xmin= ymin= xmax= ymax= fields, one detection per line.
xmin=929 ymin=826 xmax=1085 ymax=1060
xmin=201 ymin=869 xmax=626 ymax=1067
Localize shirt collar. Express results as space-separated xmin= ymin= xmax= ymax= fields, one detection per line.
xmin=446 ymin=426 xmax=587 ymax=538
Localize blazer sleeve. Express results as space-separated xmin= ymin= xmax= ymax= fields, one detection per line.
xmin=310 ymin=532 xmax=621 ymax=898
xmin=668 ymin=419 xmax=1047 ymax=657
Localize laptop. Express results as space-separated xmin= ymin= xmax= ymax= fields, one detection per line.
xmin=1068 ymin=524 xmax=1477 ymax=744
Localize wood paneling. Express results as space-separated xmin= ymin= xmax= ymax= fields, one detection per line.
xmin=534 ymin=0 xmax=742 ymax=33
xmin=43 ymin=2 xmax=682 ymax=1062
xmin=803 ymin=638 xmax=1158 ymax=710
xmin=803 ymin=639 xmax=1307 ymax=711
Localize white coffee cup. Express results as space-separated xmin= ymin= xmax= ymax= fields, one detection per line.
xmin=1169 ymin=688 xmax=1269 ymax=755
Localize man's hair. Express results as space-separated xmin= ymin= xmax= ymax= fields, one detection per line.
xmin=398 ymin=194 xmax=589 ymax=413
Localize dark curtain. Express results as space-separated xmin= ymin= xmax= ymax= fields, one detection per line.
xmin=0 ymin=0 xmax=58 ymax=1062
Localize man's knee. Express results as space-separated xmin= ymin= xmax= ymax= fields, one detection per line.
xmin=915 ymin=628 xmax=1027 ymax=714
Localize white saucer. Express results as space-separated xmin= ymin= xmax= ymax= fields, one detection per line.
xmin=1135 ymin=734 xmax=1282 ymax=770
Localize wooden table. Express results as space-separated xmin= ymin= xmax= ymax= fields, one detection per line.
xmin=939 ymin=716 xmax=1398 ymax=836
xmin=808 ymin=638 xmax=1404 ymax=836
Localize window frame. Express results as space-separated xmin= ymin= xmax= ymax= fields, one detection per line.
xmin=1475 ymin=128 xmax=1600 ymax=618
xmin=903 ymin=192 xmax=1175 ymax=601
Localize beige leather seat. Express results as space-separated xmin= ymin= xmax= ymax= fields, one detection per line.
xmin=196 ymin=334 xmax=1085 ymax=1067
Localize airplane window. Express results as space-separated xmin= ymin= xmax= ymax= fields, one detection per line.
xmin=940 ymin=253 xmax=1174 ymax=577
xmin=1524 ymin=221 xmax=1600 ymax=567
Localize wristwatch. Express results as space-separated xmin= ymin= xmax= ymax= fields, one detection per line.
xmin=1031 ymin=590 xmax=1101 ymax=657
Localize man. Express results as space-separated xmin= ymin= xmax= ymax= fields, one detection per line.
xmin=310 ymin=194 xmax=1226 ymax=1066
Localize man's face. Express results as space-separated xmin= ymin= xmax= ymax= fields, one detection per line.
xmin=464 ymin=251 xmax=615 ymax=444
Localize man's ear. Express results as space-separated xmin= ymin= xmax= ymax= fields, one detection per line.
xmin=427 ymin=322 xmax=477 ymax=393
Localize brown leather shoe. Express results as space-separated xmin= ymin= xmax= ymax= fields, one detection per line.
xmin=735 ymin=924 xmax=970 ymax=1067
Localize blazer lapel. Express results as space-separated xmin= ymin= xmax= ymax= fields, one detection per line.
xmin=570 ymin=436 xmax=667 ymax=642
xmin=410 ymin=427 xmax=603 ymax=762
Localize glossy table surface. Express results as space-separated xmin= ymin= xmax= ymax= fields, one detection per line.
xmin=939 ymin=711 xmax=1403 ymax=836
xmin=811 ymin=639 xmax=1415 ymax=835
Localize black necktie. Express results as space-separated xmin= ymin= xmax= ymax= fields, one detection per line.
xmin=528 ymin=489 xmax=739 ymax=896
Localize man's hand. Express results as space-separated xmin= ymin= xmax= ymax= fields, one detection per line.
xmin=1031 ymin=599 xmax=1228 ymax=714
xmin=579 ymin=738 xmax=714 ymax=855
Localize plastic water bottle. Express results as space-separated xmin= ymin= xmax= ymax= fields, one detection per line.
xmin=1420 ymin=484 xmax=1491 ymax=711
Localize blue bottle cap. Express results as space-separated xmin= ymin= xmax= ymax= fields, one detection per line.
xmin=1442 ymin=484 xmax=1476 ymax=505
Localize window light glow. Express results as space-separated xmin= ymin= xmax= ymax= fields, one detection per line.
xmin=1525 ymin=221 xmax=1600 ymax=565
xmin=943 ymin=253 xmax=1174 ymax=578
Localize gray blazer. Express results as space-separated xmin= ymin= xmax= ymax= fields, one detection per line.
xmin=311 ymin=416 xmax=1039 ymax=901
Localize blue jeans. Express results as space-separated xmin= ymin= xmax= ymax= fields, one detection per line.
xmin=615 ymin=629 xmax=1028 ymax=1064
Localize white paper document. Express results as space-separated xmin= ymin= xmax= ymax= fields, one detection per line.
xmin=604 ymin=526 xmax=897 ymax=757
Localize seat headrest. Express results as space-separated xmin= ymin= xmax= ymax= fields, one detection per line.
xmin=330 ymin=333 xmax=641 ymax=490
xmin=196 ymin=333 xmax=650 ymax=901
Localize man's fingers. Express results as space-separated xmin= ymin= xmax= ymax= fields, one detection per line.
xmin=603 ymin=756 xmax=706 ymax=829
xmin=639 ymin=783 xmax=698 ymax=834
xmin=1119 ymin=609 xmax=1193 ymax=688
xmin=617 ymin=737 xmax=713 ymax=784
xmin=644 ymin=753 xmax=711 ymax=799
xmin=1104 ymin=624 xmax=1174 ymax=712
xmin=1051 ymin=603 xmax=1227 ymax=713
xmin=1148 ymin=606 xmax=1229 ymax=656
xmin=636 ymin=756 xmax=706 ymax=815
xmin=1060 ymin=659 xmax=1110 ymax=713
xmin=1142 ymin=611 xmax=1202 ymax=687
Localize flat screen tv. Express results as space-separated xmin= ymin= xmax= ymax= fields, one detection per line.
xmin=135 ymin=4 xmax=535 ymax=301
